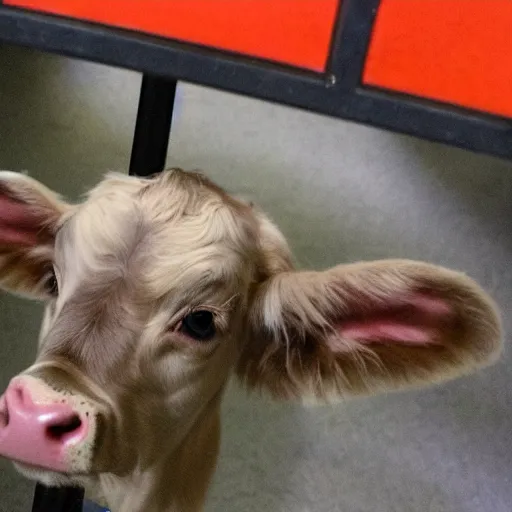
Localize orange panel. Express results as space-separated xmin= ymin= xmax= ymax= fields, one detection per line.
xmin=5 ymin=0 xmax=340 ymax=71
xmin=364 ymin=0 xmax=512 ymax=119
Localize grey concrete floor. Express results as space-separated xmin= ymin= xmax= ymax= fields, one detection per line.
xmin=1 ymin=43 xmax=511 ymax=512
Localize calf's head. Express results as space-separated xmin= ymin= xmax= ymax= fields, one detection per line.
xmin=0 ymin=170 xmax=503 ymax=509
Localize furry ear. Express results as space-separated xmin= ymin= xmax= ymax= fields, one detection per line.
xmin=0 ymin=172 xmax=70 ymax=298
xmin=237 ymin=260 xmax=502 ymax=401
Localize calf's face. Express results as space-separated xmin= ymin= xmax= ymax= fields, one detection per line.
xmin=0 ymin=170 xmax=503 ymax=509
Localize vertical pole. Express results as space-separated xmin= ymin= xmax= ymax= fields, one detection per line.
xmin=31 ymin=485 xmax=84 ymax=512
xmin=129 ymin=74 xmax=177 ymax=176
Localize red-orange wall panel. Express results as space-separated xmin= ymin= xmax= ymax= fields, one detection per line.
xmin=5 ymin=0 xmax=340 ymax=71
xmin=364 ymin=0 xmax=512 ymax=119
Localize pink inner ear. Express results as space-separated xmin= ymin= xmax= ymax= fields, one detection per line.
xmin=339 ymin=322 xmax=433 ymax=345
xmin=335 ymin=294 xmax=453 ymax=347
xmin=0 ymin=195 xmax=41 ymax=246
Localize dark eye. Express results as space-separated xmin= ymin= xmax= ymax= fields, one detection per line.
xmin=180 ymin=311 xmax=216 ymax=341
xmin=45 ymin=268 xmax=58 ymax=297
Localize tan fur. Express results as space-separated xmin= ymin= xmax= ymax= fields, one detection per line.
xmin=0 ymin=169 xmax=503 ymax=512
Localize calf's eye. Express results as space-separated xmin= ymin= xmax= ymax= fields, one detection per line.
xmin=45 ymin=268 xmax=58 ymax=297
xmin=180 ymin=311 xmax=216 ymax=341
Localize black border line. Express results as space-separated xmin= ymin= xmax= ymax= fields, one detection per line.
xmin=0 ymin=2 xmax=510 ymax=160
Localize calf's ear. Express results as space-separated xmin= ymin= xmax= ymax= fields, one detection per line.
xmin=237 ymin=260 xmax=502 ymax=401
xmin=0 ymin=172 xmax=69 ymax=299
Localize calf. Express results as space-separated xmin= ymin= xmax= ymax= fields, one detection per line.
xmin=0 ymin=169 xmax=503 ymax=511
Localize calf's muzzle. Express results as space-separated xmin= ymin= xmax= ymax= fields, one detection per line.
xmin=0 ymin=375 xmax=97 ymax=473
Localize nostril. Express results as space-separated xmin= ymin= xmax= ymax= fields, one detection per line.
xmin=0 ymin=394 xmax=8 ymax=428
xmin=9 ymin=381 xmax=32 ymax=409
xmin=0 ymin=403 xmax=8 ymax=428
xmin=46 ymin=414 xmax=83 ymax=442
xmin=14 ymin=384 xmax=24 ymax=403
xmin=0 ymin=410 xmax=8 ymax=428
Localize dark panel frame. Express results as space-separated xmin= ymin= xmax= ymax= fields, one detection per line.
xmin=0 ymin=0 xmax=511 ymax=160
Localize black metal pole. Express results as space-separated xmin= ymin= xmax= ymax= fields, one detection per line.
xmin=129 ymin=74 xmax=177 ymax=177
xmin=31 ymin=485 xmax=84 ymax=512
xmin=30 ymin=74 xmax=177 ymax=512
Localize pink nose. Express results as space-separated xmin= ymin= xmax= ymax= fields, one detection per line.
xmin=0 ymin=379 xmax=87 ymax=471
